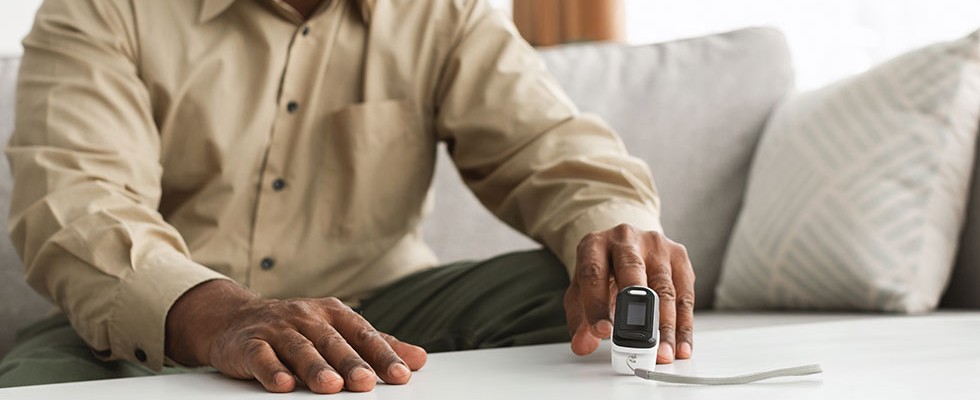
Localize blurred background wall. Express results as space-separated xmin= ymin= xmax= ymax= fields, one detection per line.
xmin=496 ymin=0 xmax=980 ymax=90
xmin=2 ymin=0 xmax=979 ymax=90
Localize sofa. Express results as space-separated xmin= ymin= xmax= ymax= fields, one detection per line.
xmin=1 ymin=27 xmax=977 ymax=359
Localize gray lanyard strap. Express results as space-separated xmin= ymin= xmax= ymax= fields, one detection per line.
xmin=633 ymin=364 xmax=823 ymax=385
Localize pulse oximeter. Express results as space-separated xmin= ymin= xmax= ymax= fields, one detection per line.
xmin=611 ymin=286 xmax=659 ymax=375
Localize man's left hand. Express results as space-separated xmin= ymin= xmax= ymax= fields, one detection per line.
xmin=564 ymin=223 xmax=695 ymax=363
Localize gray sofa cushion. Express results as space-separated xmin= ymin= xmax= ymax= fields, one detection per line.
xmin=717 ymin=32 xmax=980 ymax=312
xmin=423 ymin=27 xmax=795 ymax=308
xmin=0 ymin=56 xmax=54 ymax=358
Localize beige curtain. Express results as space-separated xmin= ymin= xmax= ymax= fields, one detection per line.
xmin=513 ymin=0 xmax=625 ymax=47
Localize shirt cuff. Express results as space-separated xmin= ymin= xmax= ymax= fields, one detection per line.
xmin=553 ymin=201 xmax=664 ymax=277
xmin=106 ymin=247 xmax=231 ymax=370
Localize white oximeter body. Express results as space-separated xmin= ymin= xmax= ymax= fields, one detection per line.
xmin=611 ymin=286 xmax=660 ymax=375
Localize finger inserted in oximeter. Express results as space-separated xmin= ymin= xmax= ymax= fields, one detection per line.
xmin=611 ymin=286 xmax=659 ymax=375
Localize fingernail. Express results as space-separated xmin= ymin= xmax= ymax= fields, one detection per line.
xmin=389 ymin=363 xmax=410 ymax=379
xmin=349 ymin=367 xmax=373 ymax=382
xmin=658 ymin=343 xmax=674 ymax=362
xmin=317 ymin=370 xmax=341 ymax=384
xmin=593 ymin=320 xmax=613 ymax=336
xmin=273 ymin=372 xmax=291 ymax=386
xmin=678 ymin=342 xmax=692 ymax=358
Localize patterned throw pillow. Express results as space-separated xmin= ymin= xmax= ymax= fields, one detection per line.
xmin=716 ymin=30 xmax=980 ymax=312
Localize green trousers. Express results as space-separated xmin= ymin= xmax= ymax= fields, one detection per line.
xmin=0 ymin=249 xmax=570 ymax=388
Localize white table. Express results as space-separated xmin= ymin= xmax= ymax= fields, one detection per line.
xmin=3 ymin=313 xmax=978 ymax=399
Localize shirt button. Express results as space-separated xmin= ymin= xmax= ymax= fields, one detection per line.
xmin=134 ymin=348 xmax=147 ymax=362
xmin=260 ymin=257 xmax=276 ymax=270
xmin=272 ymin=178 xmax=286 ymax=191
xmin=302 ymin=26 xmax=311 ymax=36
xmin=286 ymin=101 xmax=299 ymax=113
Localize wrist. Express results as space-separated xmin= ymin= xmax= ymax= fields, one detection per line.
xmin=165 ymin=279 xmax=255 ymax=366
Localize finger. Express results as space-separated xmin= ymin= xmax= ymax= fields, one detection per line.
xmin=671 ymin=243 xmax=696 ymax=360
xmin=565 ymin=287 xmax=601 ymax=356
xmin=380 ymin=333 xmax=427 ymax=371
xmin=574 ymin=232 xmax=613 ymax=337
xmin=240 ymin=339 xmax=295 ymax=393
xmin=330 ymin=311 xmax=411 ymax=386
xmin=270 ymin=330 xmax=343 ymax=394
xmin=307 ymin=325 xmax=377 ymax=392
xmin=608 ymin=278 xmax=618 ymax=310
xmin=610 ymin=224 xmax=649 ymax=290
xmin=644 ymin=235 xmax=676 ymax=364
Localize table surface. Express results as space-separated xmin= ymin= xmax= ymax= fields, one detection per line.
xmin=3 ymin=313 xmax=978 ymax=399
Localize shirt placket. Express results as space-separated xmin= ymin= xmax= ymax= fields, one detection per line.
xmin=248 ymin=3 xmax=338 ymax=292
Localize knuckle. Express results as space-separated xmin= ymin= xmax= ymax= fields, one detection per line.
xmin=677 ymin=294 xmax=696 ymax=311
xmin=651 ymin=268 xmax=672 ymax=281
xmin=340 ymin=305 xmax=362 ymax=319
xmin=242 ymin=339 xmax=268 ymax=358
xmin=378 ymin=332 xmax=397 ymax=342
xmin=283 ymin=300 xmax=317 ymax=318
xmin=313 ymin=331 xmax=344 ymax=350
xmin=577 ymin=262 xmax=605 ymax=283
xmin=339 ymin=354 xmax=367 ymax=373
xmin=378 ymin=332 xmax=401 ymax=346
xmin=676 ymin=325 xmax=694 ymax=339
xmin=659 ymin=324 xmax=676 ymax=340
xmin=320 ymin=297 xmax=346 ymax=310
xmin=652 ymin=281 xmax=677 ymax=302
xmin=306 ymin=363 xmax=329 ymax=380
xmin=283 ymin=336 xmax=310 ymax=357
xmin=613 ymin=223 xmax=634 ymax=236
xmin=577 ymin=232 xmax=602 ymax=252
xmin=682 ymin=264 xmax=697 ymax=283
xmin=238 ymin=326 xmax=265 ymax=340
xmin=373 ymin=348 xmax=400 ymax=367
xmin=319 ymin=297 xmax=358 ymax=323
xmin=673 ymin=242 xmax=689 ymax=257
xmin=614 ymin=248 xmax=644 ymax=269
xmin=314 ymin=329 xmax=344 ymax=347
xmin=355 ymin=328 xmax=382 ymax=344
xmin=649 ymin=231 xmax=665 ymax=246
xmin=325 ymin=297 xmax=345 ymax=306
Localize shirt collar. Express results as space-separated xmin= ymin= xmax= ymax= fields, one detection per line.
xmin=199 ymin=0 xmax=374 ymax=24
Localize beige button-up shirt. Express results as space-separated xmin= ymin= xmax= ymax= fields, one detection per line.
xmin=8 ymin=0 xmax=662 ymax=370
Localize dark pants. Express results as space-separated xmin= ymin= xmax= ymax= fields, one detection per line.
xmin=0 ymin=249 xmax=570 ymax=387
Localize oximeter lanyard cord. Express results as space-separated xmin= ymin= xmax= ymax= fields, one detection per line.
xmin=631 ymin=364 xmax=823 ymax=385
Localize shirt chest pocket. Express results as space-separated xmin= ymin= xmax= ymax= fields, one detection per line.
xmin=319 ymin=99 xmax=436 ymax=242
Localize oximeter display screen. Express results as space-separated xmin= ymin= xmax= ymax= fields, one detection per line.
xmin=626 ymin=302 xmax=647 ymax=326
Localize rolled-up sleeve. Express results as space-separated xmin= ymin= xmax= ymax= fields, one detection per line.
xmin=434 ymin=0 xmax=664 ymax=274
xmin=7 ymin=0 xmax=229 ymax=370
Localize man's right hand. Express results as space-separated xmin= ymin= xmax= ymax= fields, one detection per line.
xmin=165 ymin=280 xmax=427 ymax=394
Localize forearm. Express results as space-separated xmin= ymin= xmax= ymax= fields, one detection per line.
xmin=8 ymin=168 xmax=230 ymax=369
xmin=464 ymin=114 xmax=663 ymax=272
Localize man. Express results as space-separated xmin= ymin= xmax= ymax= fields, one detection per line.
xmin=0 ymin=0 xmax=695 ymax=393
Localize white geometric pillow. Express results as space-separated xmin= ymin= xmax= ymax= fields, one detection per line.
xmin=716 ymin=30 xmax=980 ymax=312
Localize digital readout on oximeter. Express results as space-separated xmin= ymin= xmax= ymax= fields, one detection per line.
xmin=626 ymin=302 xmax=647 ymax=326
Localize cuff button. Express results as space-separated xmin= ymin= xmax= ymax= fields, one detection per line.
xmin=134 ymin=348 xmax=147 ymax=362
